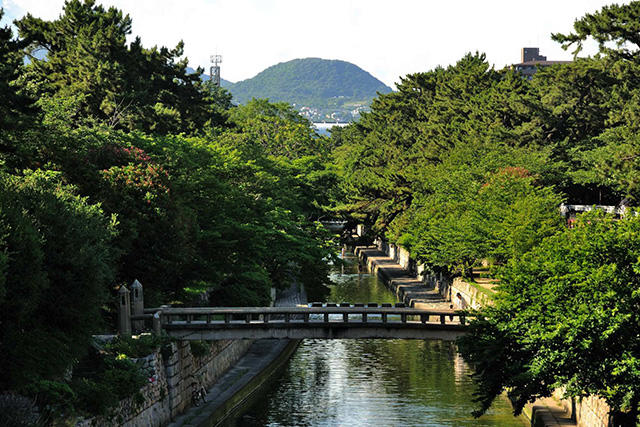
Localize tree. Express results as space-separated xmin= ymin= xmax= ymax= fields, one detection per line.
xmin=0 ymin=170 xmax=115 ymax=389
xmin=16 ymin=0 xmax=216 ymax=134
xmin=548 ymin=2 xmax=640 ymax=204
xmin=458 ymin=212 xmax=640 ymax=424
xmin=0 ymin=8 xmax=36 ymax=134
xmin=552 ymin=2 xmax=640 ymax=61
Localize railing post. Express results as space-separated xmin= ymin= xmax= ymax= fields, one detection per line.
xmin=160 ymin=305 xmax=170 ymax=326
xmin=152 ymin=311 xmax=162 ymax=335
xmin=130 ymin=279 xmax=144 ymax=332
xmin=118 ymin=285 xmax=131 ymax=337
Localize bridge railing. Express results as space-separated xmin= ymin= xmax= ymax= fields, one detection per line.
xmin=117 ymin=280 xmax=473 ymax=337
xmin=143 ymin=305 xmax=471 ymax=328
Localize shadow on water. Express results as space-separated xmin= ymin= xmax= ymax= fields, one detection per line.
xmin=224 ymin=252 xmax=528 ymax=426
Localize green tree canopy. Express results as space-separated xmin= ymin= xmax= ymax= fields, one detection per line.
xmin=0 ymin=8 xmax=36 ymax=134
xmin=458 ymin=212 xmax=640 ymax=424
xmin=16 ymin=0 xmax=215 ymax=134
xmin=0 ymin=170 xmax=115 ymax=389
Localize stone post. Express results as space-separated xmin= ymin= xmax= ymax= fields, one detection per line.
xmin=118 ymin=285 xmax=131 ymax=337
xmin=131 ymin=279 xmax=144 ymax=332
xmin=152 ymin=311 xmax=162 ymax=335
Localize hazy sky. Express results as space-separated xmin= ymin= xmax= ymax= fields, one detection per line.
xmin=0 ymin=0 xmax=629 ymax=87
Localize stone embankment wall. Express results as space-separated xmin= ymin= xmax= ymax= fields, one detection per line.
xmin=375 ymin=238 xmax=612 ymax=427
xmin=449 ymin=278 xmax=492 ymax=310
xmin=77 ymin=339 xmax=253 ymax=427
xmin=548 ymin=389 xmax=610 ymax=427
xmin=573 ymin=395 xmax=610 ymax=427
xmin=374 ymin=239 xmax=451 ymax=299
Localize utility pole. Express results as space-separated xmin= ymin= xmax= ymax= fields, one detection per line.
xmin=210 ymin=54 xmax=222 ymax=87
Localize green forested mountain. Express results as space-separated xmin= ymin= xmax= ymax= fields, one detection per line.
xmin=226 ymin=58 xmax=393 ymax=121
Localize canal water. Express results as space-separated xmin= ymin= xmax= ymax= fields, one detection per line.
xmin=226 ymin=256 xmax=528 ymax=426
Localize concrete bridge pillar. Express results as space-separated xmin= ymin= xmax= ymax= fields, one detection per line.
xmin=118 ymin=285 xmax=131 ymax=337
xmin=131 ymin=279 xmax=144 ymax=332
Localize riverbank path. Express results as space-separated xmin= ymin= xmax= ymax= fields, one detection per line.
xmin=168 ymin=283 xmax=305 ymax=427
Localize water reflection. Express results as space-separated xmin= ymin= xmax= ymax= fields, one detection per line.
xmin=226 ymin=256 xmax=527 ymax=426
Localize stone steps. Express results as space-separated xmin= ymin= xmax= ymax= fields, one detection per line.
xmin=355 ymin=246 xmax=449 ymax=309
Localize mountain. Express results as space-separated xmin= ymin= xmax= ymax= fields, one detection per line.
xmin=225 ymin=58 xmax=392 ymax=121
xmin=188 ymin=58 xmax=392 ymax=122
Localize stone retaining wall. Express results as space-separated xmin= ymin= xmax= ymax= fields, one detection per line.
xmin=551 ymin=389 xmax=610 ymax=427
xmin=76 ymin=339 xmax=253 ymax=426
xmin=449 ymin=278 xmax=493 ymax=310
xmin=574 ymin=395 xmax=610 ymax=427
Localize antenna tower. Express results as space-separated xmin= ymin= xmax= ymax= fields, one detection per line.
xmin=210 ymin=54 xmax=222 ymax=87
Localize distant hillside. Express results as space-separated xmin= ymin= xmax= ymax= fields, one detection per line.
xmin=228 ymin=58 xmax=391 ymax=105
xmin=227 ymin=58 xmax=393 ymax=122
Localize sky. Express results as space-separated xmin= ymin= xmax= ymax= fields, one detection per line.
xmin=0 ymin=0 xmax=630 ymax=88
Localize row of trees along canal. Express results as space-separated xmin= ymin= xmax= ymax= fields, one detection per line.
xmin=1 ymin=0 xmax=640 ymax=424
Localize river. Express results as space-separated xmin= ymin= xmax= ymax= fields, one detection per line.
xmin=313 ymin=122 xmax=349 ymax=137
xmin=225 ymin=254 xmax=528 ymax=426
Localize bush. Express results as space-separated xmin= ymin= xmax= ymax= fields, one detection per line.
xmin=105 ymin=334 xmax=172 ymax=359
xmin=189 ymin=341 xmax=211 ymax=358
xmin=72 ymin=355 xmax=146 ymax=416
xmin=0 ymin=393 xmax=41 ymax=427
xmin=0 ymin=170 xmax=116 ymax=390
xmin=21 ymin=380 xmax=75 ymax=420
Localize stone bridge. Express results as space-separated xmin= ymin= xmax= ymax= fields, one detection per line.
xmin=118 ymin=282 xmax=470 ymax=341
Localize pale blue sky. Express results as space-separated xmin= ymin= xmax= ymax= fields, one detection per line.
xmin=0 ymin=0 xmax=629 ymax=87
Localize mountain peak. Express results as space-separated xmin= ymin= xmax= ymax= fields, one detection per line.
xmin=227 ymin=58 xmax=392 ymax=122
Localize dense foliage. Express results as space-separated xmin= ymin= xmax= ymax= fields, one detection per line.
xmin=4 ymin=0 xmax=640 ymax=423
xmin=458 ymin=212 xmax=640 ymax=424
xmin=0 ymin=170 xmax=115 ymax=389
xmin=330 ymin=1 xmax=640 ymax=423
xmin=0 ymin=0 xmax=339 ymax=420
xmin=16 ymin=0 xmax=217 ymax=134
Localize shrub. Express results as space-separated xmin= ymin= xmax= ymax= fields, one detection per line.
xmin=189 ymin=341 xmax=211 ymax=358
xmin=105 ymin=334 xmax=172 ymax=359
xmin=0 ymin=170 xmax=116 ymax=390
xmin=0 ymin=393 xmax=41 ymax=427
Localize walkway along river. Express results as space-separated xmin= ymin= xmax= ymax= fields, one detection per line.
xmin=223 ymin=252 xmax=528 ymax=426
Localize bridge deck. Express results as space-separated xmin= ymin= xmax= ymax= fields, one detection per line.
xmin=146 ymin=306 xmax=471 ymax=340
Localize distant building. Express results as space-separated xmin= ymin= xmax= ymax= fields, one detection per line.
xmin=512 ymin=47 xmax=571 ymax=79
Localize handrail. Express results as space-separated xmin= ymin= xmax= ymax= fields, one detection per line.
xmin=154 ymin=306 xmax=471 ymax=328
xmin=154 ymin=307 xmax=465 ymax=316
xmin=145 ymin=307 xmax=468 ymax=316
